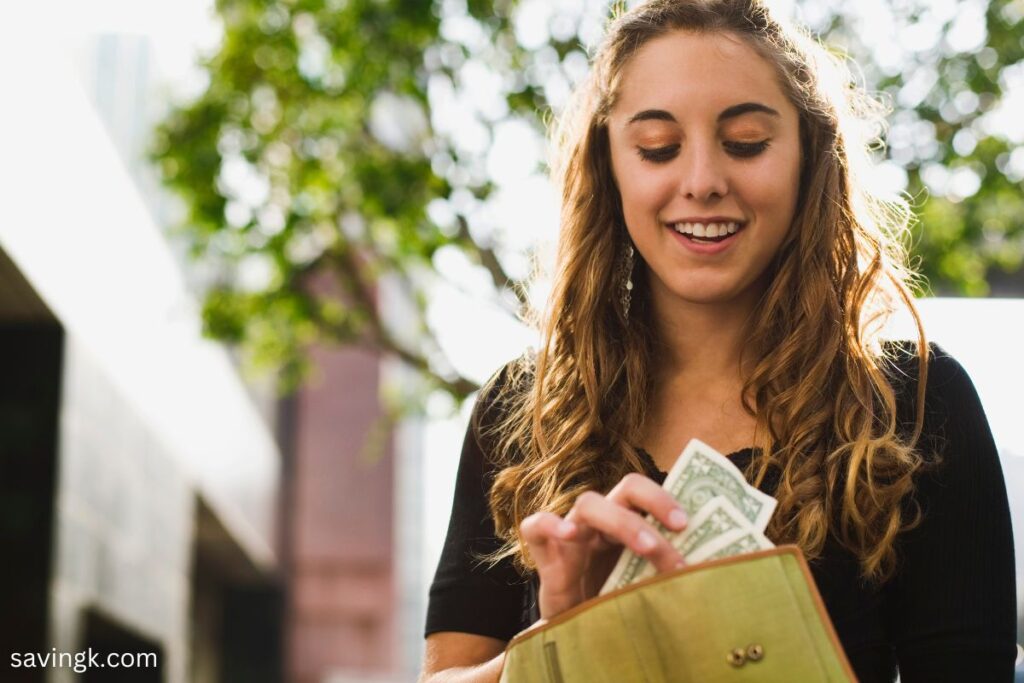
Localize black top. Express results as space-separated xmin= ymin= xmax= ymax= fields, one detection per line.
xmin=425 ymin=342 xmax=1018 ymax=682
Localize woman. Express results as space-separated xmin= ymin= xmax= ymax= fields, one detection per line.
xmin=420 ymin=0 xmax=1017 ymax=681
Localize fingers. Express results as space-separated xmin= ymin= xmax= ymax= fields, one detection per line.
xmin=520 ymin=511 xmax=577 ymax=565
xmin=607 ymin=473 xmax=689 ymax=533
xmin=567 ymin=474 xmax=688 ymax=574
xmin=521 ymin=511 xmax=577 ymax=543
xmin=522 ymin=473 xmax=689 ymax=580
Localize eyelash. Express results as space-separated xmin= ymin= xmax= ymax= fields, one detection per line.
xmin=636 ymin=140 xmax=771 ymax=163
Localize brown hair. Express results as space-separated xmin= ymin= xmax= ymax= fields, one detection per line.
xmin=481 ymin=0 xmax=931 ymax=586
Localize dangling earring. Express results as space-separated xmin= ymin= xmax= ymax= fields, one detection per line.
xmin=619 ymin=242 xmax=634 ymax=318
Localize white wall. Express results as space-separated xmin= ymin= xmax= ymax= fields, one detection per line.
xmin=0 ymin=0 xmax=279 ymax=578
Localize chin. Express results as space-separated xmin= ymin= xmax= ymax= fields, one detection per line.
xmin=665 ymin=284 xmax=738 ymax=305
xmin=680 ymin=291 xmax=738 ymax=305
xmin=663 ymin=268 xmax=770 ymax=306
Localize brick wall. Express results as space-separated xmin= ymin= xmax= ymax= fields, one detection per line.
xmin=285 ymin=343 xmax=397 ymax=682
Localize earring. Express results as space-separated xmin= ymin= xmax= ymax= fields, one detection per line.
xmin=620 ymin=242 xmax=634 ymax=318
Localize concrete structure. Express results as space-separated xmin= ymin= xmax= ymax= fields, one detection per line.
xmin=0 ymin=9 xmax=423 ymax=682
xmin=0 ymin=21 xmax=285 ymax=683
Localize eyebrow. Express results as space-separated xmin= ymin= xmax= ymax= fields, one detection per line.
xmin=626 ymin=102 xmax=781 ymax=125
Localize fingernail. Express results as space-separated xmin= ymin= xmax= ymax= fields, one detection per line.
xmin=636 ymin=530 xmax=657 ymax=552
xmin=558 ymin=520 xmax=576 ymax=537
xmin=668 ymin=509 xmax=688 ymax=529
xmin=675 ymin=559 xmax=687 ymax=570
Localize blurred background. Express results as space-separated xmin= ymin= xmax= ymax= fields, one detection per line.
xmin=0 ymin=0 xmax=1021 ymax=681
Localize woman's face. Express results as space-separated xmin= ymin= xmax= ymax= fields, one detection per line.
xmin=608 ymin=30 xmax=802 ymax=311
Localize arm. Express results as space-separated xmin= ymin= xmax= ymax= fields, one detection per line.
xmin=422 ymin=356 xmax=690 ymax=682
xmin=419 ymin=632 xmax=506 ymax=683
xmin=886 ymin=345 xmax=1017 ymax=681
xmin=421 ymin=363 xmax=531 ymax=678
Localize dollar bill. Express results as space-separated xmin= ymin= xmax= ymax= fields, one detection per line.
xmin=687 ymin=526 xmax=774 ymax=563
xmin=625 ymin=495 xmax=756 ymax=585
xmin=660 ymin=439 xmax=777 ymax=530
xmin=599 ymin=439 xmax=777 ymax=595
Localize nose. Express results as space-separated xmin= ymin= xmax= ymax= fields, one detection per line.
xmin=677 ymin=140 xmax=728 ymax=202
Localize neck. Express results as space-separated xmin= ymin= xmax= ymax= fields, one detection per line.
xmin=648 ymin=277 xmax=766 ymax=388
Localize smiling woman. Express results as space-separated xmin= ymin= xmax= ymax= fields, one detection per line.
xmin=609 ymin=31 xmax=802 ymax=316
xmin=420 ymin=1 xmax=1018 ymax=681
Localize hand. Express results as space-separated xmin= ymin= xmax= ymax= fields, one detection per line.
xmin=519 ymin=472 xmax=689 ymax=619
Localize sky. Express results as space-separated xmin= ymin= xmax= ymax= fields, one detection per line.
xmin=43 ymin=0 xmax=222 ymax=102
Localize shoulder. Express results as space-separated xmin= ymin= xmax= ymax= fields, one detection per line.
xmin=880 ymin=338 xmax=993 ymax=467
xmin=880 ymin=339 xmax=975 ymax=395
xmin=469 ymin=352 xmax=537 ymax=455
xmin=880 ymin=339 xmax=983 ymax=414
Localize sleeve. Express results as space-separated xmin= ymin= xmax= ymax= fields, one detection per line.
xmin=424 ymin=363 xmax=533 ymax=642
xmin=885 ymin=343 xmax=1018 ymax=682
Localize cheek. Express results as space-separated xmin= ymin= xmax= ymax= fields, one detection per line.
xmin=615 ymin=161 xmax=675 ymax=217
xmin=743 ymin=157 xmax=801 ymax=221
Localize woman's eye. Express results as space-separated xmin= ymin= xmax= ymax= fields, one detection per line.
xmin=725 ymin=140 xmax=771 ymax=157
xmin=636 ymin=145 xmax=680 ymax=163
xmin=636 ymin=140 xmax=771 ymax=163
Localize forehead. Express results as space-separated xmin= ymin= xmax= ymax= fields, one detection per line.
xmin=611 ymin=30 xmax=792 ymax=123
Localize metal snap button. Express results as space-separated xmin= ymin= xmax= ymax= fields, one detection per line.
xmin=746 ymin=643 xmax=764 ymax=662
xmin=727 ymin=648 xmax=747 ymax=667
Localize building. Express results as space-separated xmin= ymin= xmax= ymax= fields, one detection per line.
xmin=0 ymin=10 xmax=423 ymax=681
xmin=0 ymin=25 xmax=285 ymax=681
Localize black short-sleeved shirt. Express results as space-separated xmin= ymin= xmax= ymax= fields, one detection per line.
xmin=424 ymin=342 xmax=1018 ymax=682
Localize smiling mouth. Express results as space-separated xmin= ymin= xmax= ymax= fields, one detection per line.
xmin=666 ymin=220 xmax=747 ymax=243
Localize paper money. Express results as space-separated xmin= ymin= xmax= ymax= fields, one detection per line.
xmin=599 ymin=438 xmax=777 ymax=595
xmin=688 ymin=526 xmax=774 ymax=563
xmin=660 ymin=439 xmax=777 ymax=530
xmin=626 ymin=496 xmax=755 ymax=585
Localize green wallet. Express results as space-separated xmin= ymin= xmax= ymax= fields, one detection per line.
xmin=499 ymin=545 xmax=858 ymax=682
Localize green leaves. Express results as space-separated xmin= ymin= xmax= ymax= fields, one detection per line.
xmin=151 ymin=0 xmax=1024 ymax=418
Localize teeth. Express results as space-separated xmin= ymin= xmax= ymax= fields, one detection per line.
xmin=670 ymin=221 xmax=742 ymax=236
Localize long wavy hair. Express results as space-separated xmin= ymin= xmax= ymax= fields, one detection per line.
xmin=480 ymin=0 xmax=932 ymax=586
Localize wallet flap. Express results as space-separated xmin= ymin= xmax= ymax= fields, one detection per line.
xmin=499 ymin=545 xmax=858 ymax=683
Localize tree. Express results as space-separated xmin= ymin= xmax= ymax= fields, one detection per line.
xmin=150 ymin=0 xmax=1024 ymax=414
xmin=805 ymin=0 xmax=1024 ymax=296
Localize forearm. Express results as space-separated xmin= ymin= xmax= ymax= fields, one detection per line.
xmin=421 ymin=652 xmax=506 ymax=683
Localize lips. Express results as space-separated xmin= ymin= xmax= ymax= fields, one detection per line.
xmin=664 ymin=220 xmax=748 ymax=254
xmin=666 ymin=220 xmax=746 ymax=241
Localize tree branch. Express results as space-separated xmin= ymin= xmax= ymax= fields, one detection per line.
xmin=455 ymin=215 xmax=530 ymax=311
xmin=309 ymin=244 xmax=480 ymax=399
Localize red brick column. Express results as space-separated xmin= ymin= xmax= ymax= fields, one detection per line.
xmin=284 ymin=269 xmax=396 ymax=682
